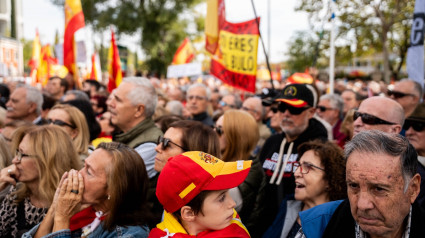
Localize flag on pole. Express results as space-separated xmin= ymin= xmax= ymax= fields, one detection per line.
xmin=107 ymin=30 xmax=123 ymax=92
xmin=407 ymin=0 xmax=425 ymax=88
xmin=205 ymin=0 xmax=225 ymax=54
xmin=28 ymin=30 xmax=41 ymax=86
xmin=38 ymin=45 xmax=59 ymax=86
xmin=90 ymin=52 xmax=101 ymax=81
xmin=64 ymin=0 xmax=85 ymax=87
xmin=172 ymin=38 xmax=195 ymax=65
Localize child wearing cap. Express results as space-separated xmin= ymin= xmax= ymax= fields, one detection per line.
xmin=148 ymin=151 xmax=252 ymax=238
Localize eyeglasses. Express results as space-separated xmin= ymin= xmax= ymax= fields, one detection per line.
xmin=387 ymin=90 xmax=415 ymax=99
xmin=271 ymin=103 xmax=310 ymax=115
xmin=47 ymin=119 xmax=76 ymax=129
xmin=15 ymin=150 xmax=36 ymax=162
xmin=293 ymin=161 xmax=325 ymax=174
xmin=242 ymin=106 xmax=257 ymax=114
xmin=353 ymin=111 xmax=396 ymax=125
xmin=157 ymin=136 xmax=187 ymax=151
xmin=214 ymin=125 xmax=224 ymax=136
xmin=403 ymin=120 xmax=425 ymax=132
xmin=187 ymin=95 xmax=207 ymax=101
xmin=219 ymin=101 xmax=236 ymax=108
xmin=317 ymin=106 xmax=336 ymax=112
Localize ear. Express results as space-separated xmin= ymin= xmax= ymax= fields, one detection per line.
xmin=180 ymin=206 xmax=196 ymax=222
xmin=306 ymin=107 xmax=316 ymax=119
xmin=391 ymin=124 xmax=402 ymax=134
xmin=408 ymin=173 xmax=421 ymax=204
xmin=134 ymin=104 xmax=145 ymax=118
xmin=70 ymin=129 xmax=79 ymax=139
xmin=28 ymin=102 xmax=37 ymax=114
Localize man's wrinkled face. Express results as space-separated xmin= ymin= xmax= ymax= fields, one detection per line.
xmin=6 ymin=88 xmax=33 ymax=120
xmin=346 ymin=151 xmax=413 ymax=237
xmin=186 ymin=87 xmax=208 ymax=116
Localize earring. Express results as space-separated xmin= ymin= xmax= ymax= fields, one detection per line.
xmin=107 ymin=195 xmax=111 ymax=200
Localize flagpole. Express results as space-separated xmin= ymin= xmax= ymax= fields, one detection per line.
xmin=329 ymin=0 xmax=336 ymax=94
xmin=250 ymin=0 xmax=274 ymax=90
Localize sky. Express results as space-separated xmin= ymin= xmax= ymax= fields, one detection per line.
xmin=22 ymin=0 xmax=310 ymax=65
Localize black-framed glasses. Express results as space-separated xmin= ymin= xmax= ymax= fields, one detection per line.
xmin=317 ymin=106 xmax=335 ymax=112
xmin=275 ymin=103 xmax=310 ymax=115
xmin=219 ymin=101 xmax=236 ymax=108
xmin=187 ymin=95 xmax=207 ymax=101
xmin=387 ymin=90 xmax=415 ymax=99
xmin=47 ymin=119 xmax=76 ymax=129
xmin=157 ymin=136 xmax=187 ymax=151
xmin=293 ymin=161 xmax=325 ymax=174
xmin=403 ymin=120 xmax=425 ymax=132
xmin=353 ymin=111 xmax=396 ymax=125
xmin=214 ymin=126 xmax=224 ymax=136
xmin=15 ymin=150 xmax=37 ymax=162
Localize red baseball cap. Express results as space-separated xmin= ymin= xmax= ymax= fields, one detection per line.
xmin=156 ymin=151 xmax=252 ymax=213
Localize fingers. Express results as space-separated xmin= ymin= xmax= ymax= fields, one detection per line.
xmin=78 ymin=172 xmax=84 ymax=197
xmin=71 ymin=170 xmax=79 ymax=196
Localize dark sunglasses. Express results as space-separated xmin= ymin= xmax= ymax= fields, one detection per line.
xmin=271 ymin=103 xmax=310 ymax=115
xmin=47 ymin=119 xmax=76 ymax=129
xmin=387 ymin=90 xmax=415 ymax=99
xmin=403 ymin=120 xmax=425 ymax=132
xmin=214 ymin=126 xmax=224 ymax=136
xmin=317 ymin=106 xmax=335 ymax=112
xmin=353 ymin=111 xmax=396 ymax=125
xmin=157 ymin=136 xmax=187 ymax=151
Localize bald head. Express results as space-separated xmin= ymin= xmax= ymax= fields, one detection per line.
xmin=353 ymin=96 xmax=404 ymax=136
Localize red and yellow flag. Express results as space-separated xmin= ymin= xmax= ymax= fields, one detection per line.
xmin=205 ymin=0 xmax=225 ymax=54
xmin=107 ymin=30 xmax=123 ymax=92
xmin=172 ymin=38 xmax=195 ymax=65
xmin=64 ymin=0 xmax=85 ymax=87
xmin=90 ymin=52 xmax=101 ymax=81
xmin=28 ymin=30 xmax=41 ymax=85
xmin=38 ymin=45 xmax=59 ymax=86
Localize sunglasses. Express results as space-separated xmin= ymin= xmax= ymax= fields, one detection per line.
xmin=317 ymin=106 xmax=335 ymax=112
xmin=214 ymin=126 xmax=224 ymax=136
xmin=387 ymin=90 xmax=415 ymax=99
xmin=47 ymin=119 xmax=76 ymax=129
xmin=219 ymin=101 xmax=236 ymax=108
xmin=157 ymin=136 xmax=187 ymax=151
xmin=271 ymin=103 xmax=310 ymax=115
xmin=403 ymin=120 xmax=425 ymax=132
xmin=353 ymin=111 xmax=396 ymax=125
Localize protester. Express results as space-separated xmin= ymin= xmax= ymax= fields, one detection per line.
xmin=107 ymin=77 xmax=163 ymax=180
xmin=90 ymin=95 xmax=108 ymax=117
xmin=388 ymin=78 xmax=422 ymax=118
xmin=0 ymin=126 xmax=81 ymax=237
xmin=218 ymin=94 xmax=242 ymax=113
xmin=5 ymin=85 xmax=43 ymax=125
xmin=25 ymin=142 xmax=150 ymax=237
xmin=263 ymin=140 xmax=347 ymax=238
xmin=82 ymin=79 xmax=101 ymax=98
xmin=62 ymin=90 xmax=90 ymax=102
xmin=298 ymin=130 xmax=423 ymax=238
xmin=185 ymin=83 xmax=214 ymax=127
xmin=316 ymin=94 xmax=347 ymax=147
xmin=45 ymin=76 xmax=68 ymax=101
xmin=153 ymin=114 xmax=184 ymax=133
xmin=1 ymin=120 xmax=33 ymax=147
xmin=63 ymin=99 xmax=101 ymax=142
xmin=340 ymin=89 xmax=361 ymax=116
xmin=149 ymin=151 xmax=251 ymax=237
xmin=0 ymin=136 xmax=12 ymax=170
xmin=47 ymin=104 xmax=90 ymax=160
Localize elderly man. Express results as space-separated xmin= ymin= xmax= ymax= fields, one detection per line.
xmin=388 ymin=79 xmax=422 ymax=118
xmin=5 ymin=85 xmax=44 ymax=125
xmin=185 ymin=83 xmax=214 ymax=127
xmin=341 ymin=89 xmax=361 ymax=115
xmin=259 ymin=83 xmax=328 ymax=233
xmin=219 ymin=94 xmax=242 ymax=112
xmin=45 ymin=76 xmax=68 ymax=101
xmin=297 ymin=130 xmax=423 ymax=238
xmin=107 ymin=77 xmax=163 ymax=179
xmin=353 ymin=96 xmax=404 ymax=136
xmin=317 ymin=94 xmax=347 ymax=147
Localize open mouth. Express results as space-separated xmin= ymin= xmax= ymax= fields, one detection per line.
xmin=295 ymin=182 xmax=305 ymax=188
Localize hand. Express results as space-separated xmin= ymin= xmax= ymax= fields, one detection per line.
xmin=54 ymin=170 xmax=84 ymax=223
xmin=0 ymin=165 xmax=19 ymax=191
xmin=50 ymin=172 xmax=69 ymax=213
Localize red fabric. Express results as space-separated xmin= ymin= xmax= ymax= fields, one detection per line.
xmin=148 ymin=223 xmax=250 ymax=238
xmin=107 ymin=30 xmax=122 ymax=92
xmin=210 ymin=59 xmax=256 ymax=93
xmin=63 ymin=11 xmax=85 ymax=73
xmin=69 ymin=206 xmax=105 ymax=231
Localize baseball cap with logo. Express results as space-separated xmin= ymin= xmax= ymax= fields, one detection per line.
xmin=156 ymin=151 xmax=252 ymax=213
xmin=275 ymin=83 xmax=318 ymax=108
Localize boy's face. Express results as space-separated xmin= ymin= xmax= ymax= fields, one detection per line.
xmin=194 ymin=189 xmax=236 ymax=231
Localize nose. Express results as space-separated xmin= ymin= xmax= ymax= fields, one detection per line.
xmin=356 ymin=191 xmax=375 ymax=211
xmin=227 ymin=195 xmax=236 ymax=209
xmin=293 ymin=165 xmax=302 ymax=178
xmin=353 ymin=115 xmax=363 ymax=127
xmin=155 ymin=143 xmax=162 ymax=153
xmin=11 ymin=155 xmax=20 ymax=164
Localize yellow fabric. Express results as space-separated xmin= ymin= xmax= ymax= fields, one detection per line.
xmin=205 ymin=0 xmax=219 ymax=45
xmin=65 ymin=0 xmax=83 ymax=26
xmin=179 ymin=183 xmax=196 ymax=199
xmin=156 ymin=211 xmax=188 ymax=234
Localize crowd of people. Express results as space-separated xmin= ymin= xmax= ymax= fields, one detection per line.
xmin=0 ymin=74 xmax=423 ymax=238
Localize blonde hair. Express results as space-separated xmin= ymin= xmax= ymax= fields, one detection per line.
xmin=0 ymin=136 xmax=12 ymax=169
xmin=222 ymin=110 xmax=259 ymax=162
xmin=50 ymin=104 xmax=90 ymax=156
xmin=12 ymin=125 xmax=82 ymax=204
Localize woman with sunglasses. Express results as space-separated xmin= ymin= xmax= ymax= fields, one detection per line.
xmin=263 ymin=140 xmax=347 ymax=238
xmin=0 ymin=125 xmax=81 ymax=237
xmin=46 ymin=104 xmax=90 ymax=160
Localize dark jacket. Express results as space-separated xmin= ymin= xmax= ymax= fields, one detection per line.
xmin=191 ymin=112 xmax=214 ymax=127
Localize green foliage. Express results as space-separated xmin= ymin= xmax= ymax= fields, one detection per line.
xmin=22 ymin=38 xmax=33 ymax=73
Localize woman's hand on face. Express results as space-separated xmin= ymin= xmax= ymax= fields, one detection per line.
xmin=50 ymin=172 xmax=69 ymax=213
xmin=54 ymin=169 xmax=84 ymax=222
xmin=0 ymin=165 xmax=19 ymax=190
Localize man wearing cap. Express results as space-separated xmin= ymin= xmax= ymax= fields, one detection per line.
xmin=404 ymin=103 xmax=425 ymax=207
xmin=258 ymin=83 xmax=328 ymax=233
xmin=149 ymin=151 xmax=251 ymax=237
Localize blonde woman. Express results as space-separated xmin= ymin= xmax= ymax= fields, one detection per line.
xmin=46 ymin=104 xmax=90 ymax=160
xmin=0 ymin=125 xmax=81 ymax=237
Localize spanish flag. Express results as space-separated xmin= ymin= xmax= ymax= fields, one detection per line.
xmin=205 ymin=0 xmax=225 ymax=54
xmin=38 ymin=45 xmax=59 ymax=86
xmin=90 ymin=52 xmax=101 ymax=81
xmin=28 ymin=30 xmax=41 ymax=86
xmin=64 ymin=0 xmax=85 ymax=87
xmin=107 ymin=30 xmax=123 ymax=92
xmin=172 ymin=38 xmax=195 ymax=65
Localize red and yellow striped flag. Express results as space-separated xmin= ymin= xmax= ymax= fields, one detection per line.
xmin=38 ymin=45 xmax=59 ymax=86
xmin=172 ymin=38 xmax=195 ymax=65
xmin=205 ymin=0 xmax=225 ymax=54
xmin=107 ymin=30 xmax=123 ymax=92
xmin=90 ymin=52 xmax=101 ymax=81
xmin=28 ymin=30 xmax=41 ymax=86
xmin=64 ymin=0 xmax=85 ymax=87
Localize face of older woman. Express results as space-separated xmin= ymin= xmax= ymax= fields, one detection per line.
xmin=47 ymin=109 xmax=78 ymax=139
xmin=154 ymin=127 xmax=184 ymax=172
xmin=79 ymin=149 xmax=110 ymax=209
xmin=12 ymin=134 xmax=39 ymax=183
xmin=294 ymin=150 xmax=329 ymax=207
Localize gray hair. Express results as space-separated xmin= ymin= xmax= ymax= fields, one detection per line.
xmin=166 ymin=100 xmax=184 ymax=116
xmin=17 ymin=85 xmax=43 ymax=115
xmin=64 ymin=90 xmax=90 ymax=102
xmin=320 ymin=94 xmax=344 ymax=118
xmin=187 ymin=83 xmax=211 ymax=100
xmin=345 ymin=130 xmax=418 ymax=192
xmin=123 ymin=77 xmax=157 ymax=118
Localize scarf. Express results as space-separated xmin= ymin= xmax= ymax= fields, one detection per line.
xmin=69 ymin=206 xmax=106 ymax=232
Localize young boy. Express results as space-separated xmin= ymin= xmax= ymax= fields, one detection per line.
xmin=149 ymin=151 xmax=252 ymax=238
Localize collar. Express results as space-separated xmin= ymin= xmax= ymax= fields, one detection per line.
xmin=113 ymin=117 xmax=155 ymax=144
xmin=192 ymin=112 xmax=209 ymax=121
xmin=418 ymin=155 xmax=425 ymax=168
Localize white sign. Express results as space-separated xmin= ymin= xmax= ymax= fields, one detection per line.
xmin=167 ymin=62 xmax=202 ymax=78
